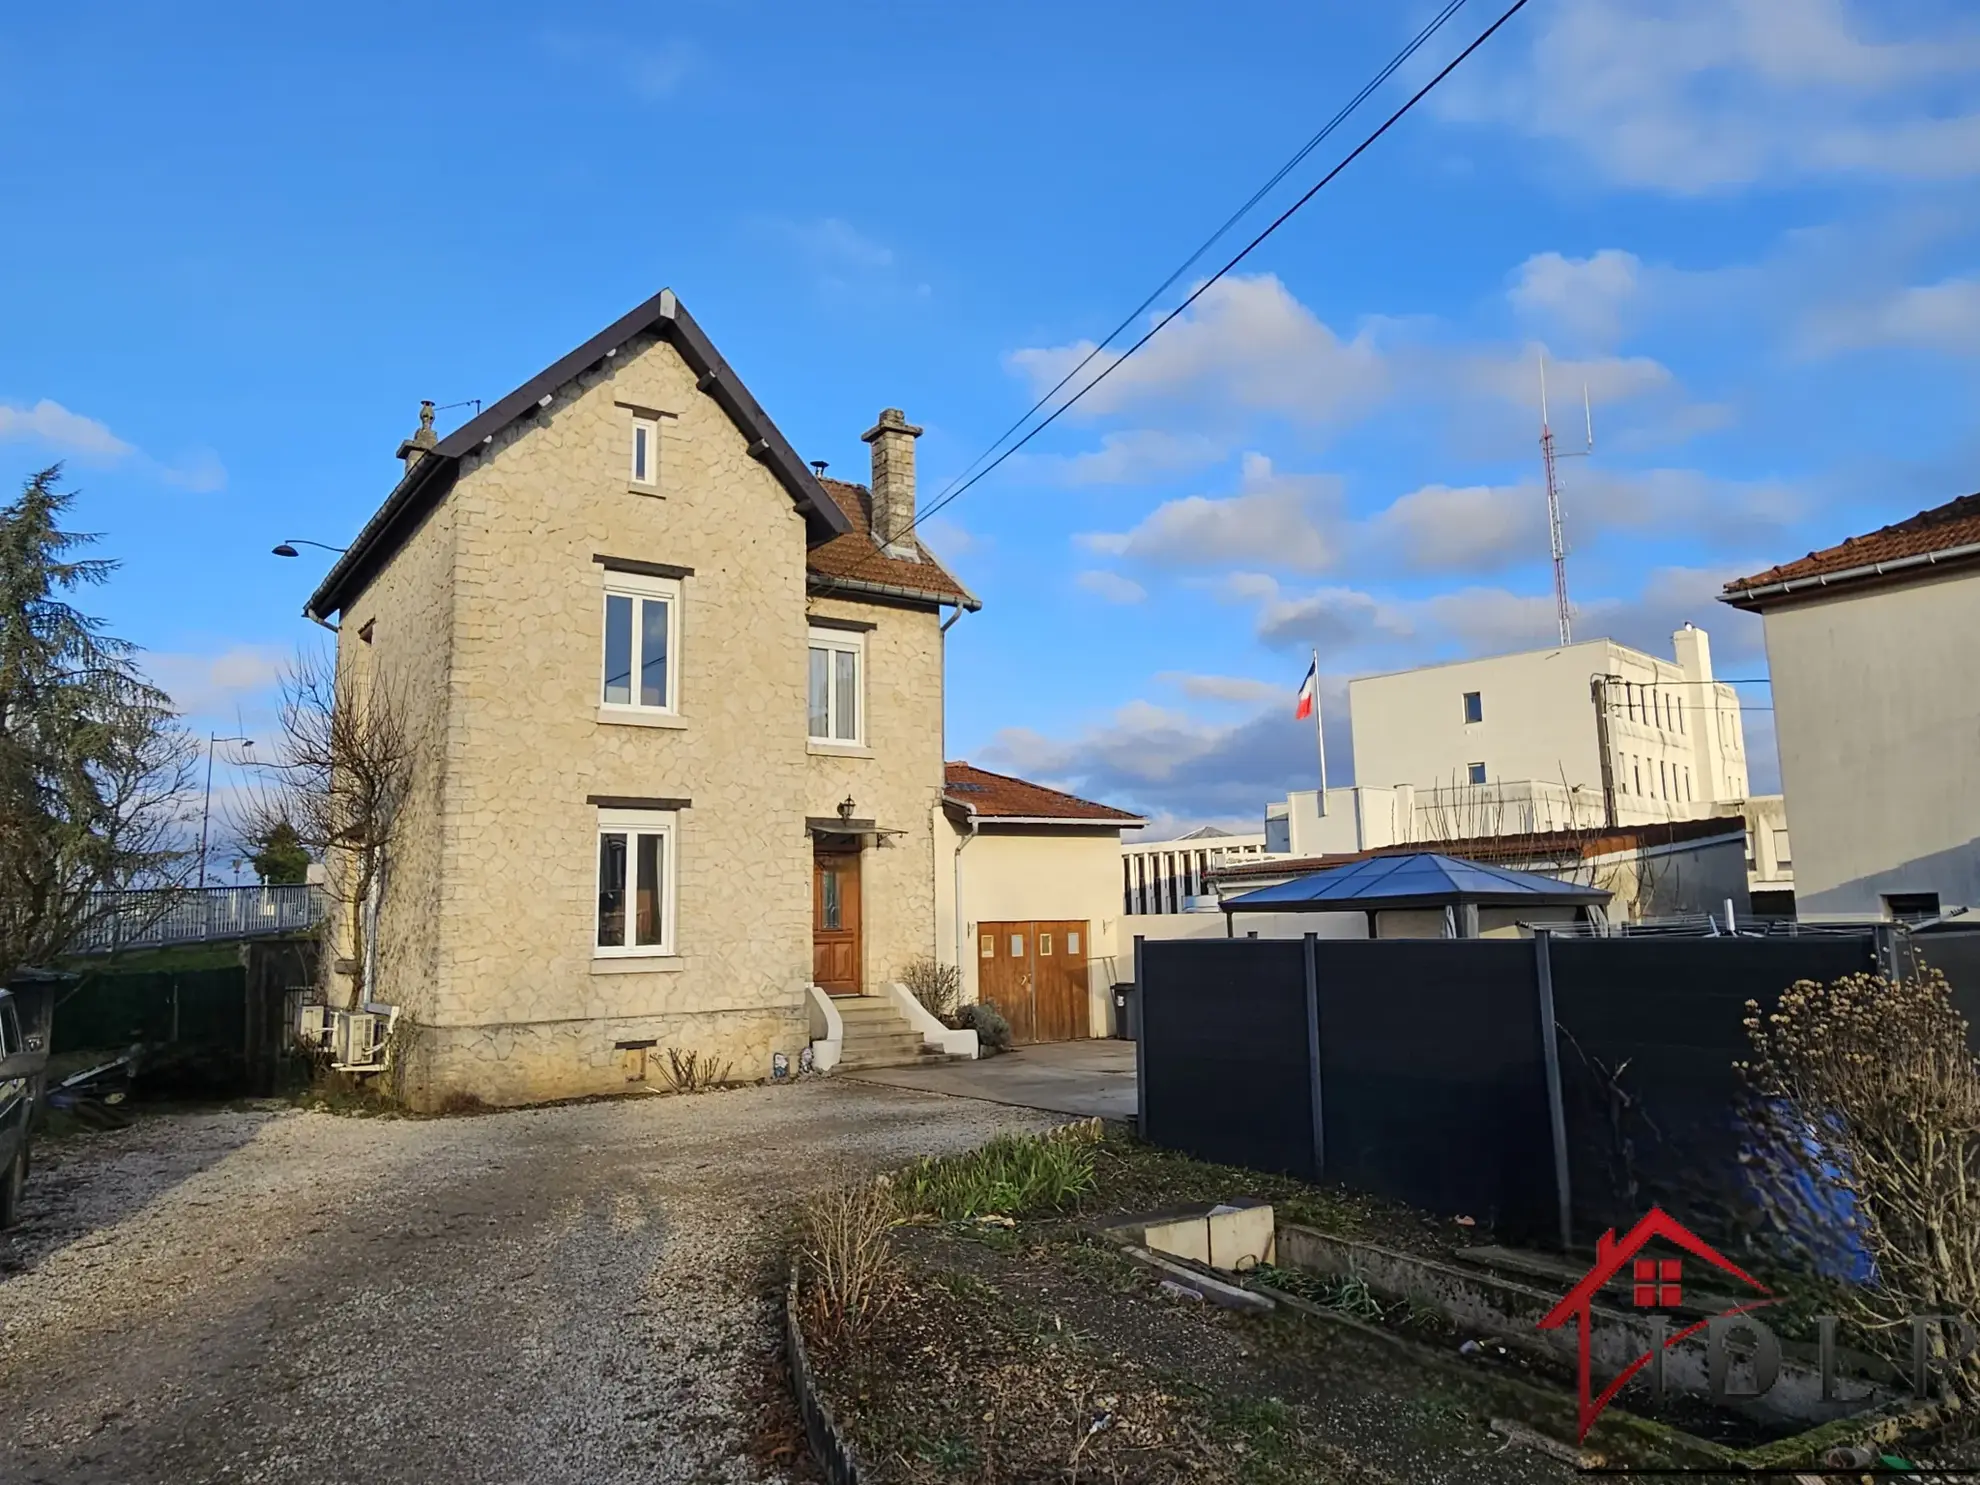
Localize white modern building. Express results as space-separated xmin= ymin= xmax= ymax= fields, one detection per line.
xmin=1347 ymin=625 xmax=1751 ymax=825
xmin=1121 ymin=826 xmax=1271 ymax=915
xmin=1724 ymin=493 xmax=1980 ymax=922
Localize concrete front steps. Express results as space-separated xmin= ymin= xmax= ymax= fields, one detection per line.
xmin=834 ymin=994 xmax=944 ymax=1071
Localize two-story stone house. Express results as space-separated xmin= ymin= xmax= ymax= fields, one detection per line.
xmin=303 ymin=289 xmax=978 ymax=1106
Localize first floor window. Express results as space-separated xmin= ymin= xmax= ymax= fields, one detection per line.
xmin=1462 ymin=690 xmax=1483 ymax=724
xmin=596 ymin=811 xmax=675 ymax=955
xmin=602 ymin=574 xmax=680 ymax=712
xmin=807 ymin=627 xmax=864 ymax=744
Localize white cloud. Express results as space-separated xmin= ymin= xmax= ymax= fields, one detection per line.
xmin=542 ymin=32 xmax=699 ymax=101
xmin=1158 ymin=672 xmax=1288 ymax=707
xmin=1231 ymin=573 xmax=1414 ymax=653
xmin=1447 ymin=0 xmax=1980 ymax=193
xmin=147 ymin=644 xmax=287 ymax=721
xmin=1509 ymin=250 xmax=1643 ymax=348
xmin=1364 ymin=480 xmax=1546 ymax=576
xmin=1802 ymin=272 xmax=1980 ymax=354
xmin=917 ymin=514 xmax=981 ymax=560
xmin=1007 ymin=274 xmax=1386 ymax=426
xmin=0 ymin=399 xmax=135 ymax=462
xmin=1025 ymin=429 xmax=1223 ymax=487
xmin=1075 ymin=569 xmax=1146 ymax=605
xmin=787 ymin=216 xmax=895 ymax=271
xmin=1078 ymin=454 xmax=1340 ymax=572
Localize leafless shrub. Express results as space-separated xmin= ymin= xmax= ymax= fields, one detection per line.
xmin=900 ymin=955 xmax=962 ymax=1023
xmin=236 ymin=648 xmax=414 ymax=1008
xmin=799 ymin=1175 xmax=898 ymax=1339
xmin=661 ymin=1047 xmax=731 ymax=1094
xmin=1740 ymin=967 xmax=1980 ymax=1408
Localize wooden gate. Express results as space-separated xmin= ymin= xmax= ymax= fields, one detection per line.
xmin=976 ymin=920 xmax=1091 ymax=1044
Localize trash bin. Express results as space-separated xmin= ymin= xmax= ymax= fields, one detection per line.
xmin=1112 ymin=983 xmax=1138 ymax=1041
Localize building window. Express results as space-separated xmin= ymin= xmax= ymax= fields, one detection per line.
xmin=1659 ymin=760 xmax=1668 ymax=798
xmin=595 ymin=810 xmax=675 ymax=956
xmin=1040 ymin=933 xmax=1054 ymax=956
xmin=1467 ymin=761 xmax=1487 ymax=785
xmin=980 ymin=934 xmax=994 ymax=959
xmin=1684 ymin=767 xmax=1692 ymax=802
xmin=1772 ymin=829 xmax=1792 ymax=870
xmin=1067 ymin=930 xmax=1080 ymax=956
xmin=1462 ymin=691 xmax=1483 ymax=724
xmin=630 ymin=414 xmax=659 ymax=487
xmin=1632 ymin=761 xmax=1642 ymax=795
xmin=1675 ymin=697 xmax=1685 ymax=734
xmin=807 ymin=627 xmax=864 ymax=744
xmin=1884 ymin=892 xmax=1941 ymax=923
xmin=601 ymin=573 xmax=680 ymax=713
xmin=1626 ymin=685 xmax=1638 ymax=722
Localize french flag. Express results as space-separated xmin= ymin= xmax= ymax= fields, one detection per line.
xmin=1293 ymin=658 xmax=1317 ymax=721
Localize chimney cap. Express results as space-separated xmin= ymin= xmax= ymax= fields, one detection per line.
xmin=861 ymin=407 xmax=923 ymax=443
xmin=396 ymin=399 xmax=439 ymax=464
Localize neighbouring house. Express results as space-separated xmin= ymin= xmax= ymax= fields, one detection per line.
xmin=939 ymin=763 xmax=1143 ymax=1043
xmin=302 ymin=288 xmax=978 ymax=1106
xmin=1209 ymin=816 xmax=1751 ymax=935
xmin=1723 ymin=491 xmax=1980 ymax=923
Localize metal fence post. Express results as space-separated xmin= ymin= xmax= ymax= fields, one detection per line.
xmin=1133 ymin=934 xmax=1147 ymax=1138
xmin=1533 ymin=928 xmax=1574 ymax=1252
xmin=1303 ymin=932 xmax=1325 ymax=1179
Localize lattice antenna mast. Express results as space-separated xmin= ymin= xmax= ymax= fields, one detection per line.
xmin=1538 ymin=351 xmax=1592 ymax=646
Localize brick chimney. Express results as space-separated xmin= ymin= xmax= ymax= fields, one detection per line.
xmin=860 ymin=407 xmax=923 ymax=556
xmin=396 ymin=400 xmax=437 ymax=474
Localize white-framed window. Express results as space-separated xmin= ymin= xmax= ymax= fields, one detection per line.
xmin=601 ymin=572 xmax=680 ymax=714
xmin=595 ymin=809 xmax=676 ymax=957
xmin=1462 ymin=690 xmax=1483 ymax=724
xmin=630 ymin=414 xmax=660 ymax=488
xmin=1467 ymin=761 xmax=1487 ymax=785
xmin=807 ymin=627 xmax=864 ymax=744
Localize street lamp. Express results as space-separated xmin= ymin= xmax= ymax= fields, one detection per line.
xmin=199 ymin=734 xmax=254 ymax=888
xmin=271 ymin=539 xmax=348 ymax=558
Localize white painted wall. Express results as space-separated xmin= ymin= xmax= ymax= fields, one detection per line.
xmin=1759 ymin=571 xmax=1980 ymax=919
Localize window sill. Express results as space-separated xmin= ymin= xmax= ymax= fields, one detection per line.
xmin=807 ymin=740 xmax=873 ymax=759
xmin=590 ymin=955 xmax=686 ymax=975
xmin=597 ymin=706 xmax=688 ymax=730
xmin=627 ymin=482 xmax=664 ymax=498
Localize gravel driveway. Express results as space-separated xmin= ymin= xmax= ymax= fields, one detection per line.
xmin=0 ymin=1082 xmax=1053 ymax=1484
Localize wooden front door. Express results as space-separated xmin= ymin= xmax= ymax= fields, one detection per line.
xmin=976 ymin=920 xmax=1091 ymax=1044
xmin=812 ymin=849 xmax=862 ymax=995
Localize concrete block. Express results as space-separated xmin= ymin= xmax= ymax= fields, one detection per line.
xmin=1207 ymin=1202 xmax=1275 ymax=1271
xmin=1142 ymin=1215 xmax=1210 ymax=1267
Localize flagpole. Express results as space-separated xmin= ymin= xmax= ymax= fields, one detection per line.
xmin=1313 ymin=646 xmax=1329 ymax=818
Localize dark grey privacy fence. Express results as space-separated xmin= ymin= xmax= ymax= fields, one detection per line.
xmin=1131 ymin=928 xmax=1958 ymax=1247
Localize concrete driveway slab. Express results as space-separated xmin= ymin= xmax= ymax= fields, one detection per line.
xmin=843 ymin=1038 xmax=1138 ymax=1121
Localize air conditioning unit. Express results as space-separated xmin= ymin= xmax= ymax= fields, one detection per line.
xmin=295 ymin=1002 xmax=329 ymax=1047
xmin=328 ymin=1009 xmax=389 ymax=1072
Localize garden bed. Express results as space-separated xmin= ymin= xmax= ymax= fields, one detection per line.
xmin=786 ymin=1130 xmax=1755 ymax=1481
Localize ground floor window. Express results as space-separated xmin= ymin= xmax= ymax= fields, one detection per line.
xmin=595 ymin=809 xmax=676 ymax=956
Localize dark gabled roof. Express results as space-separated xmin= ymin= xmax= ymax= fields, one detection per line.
xmin=810 ymin=478 xmax=980 ymax=611
xmin=1722 ymin=490 xmax=1980 ymax=610
xmin=1222 ymin=852 xmax=1610 ymax=913
xmin=943 ymin=762 xmax=1142 ymax=824
xmin=306 ymin=289 xmax=853 ymax=622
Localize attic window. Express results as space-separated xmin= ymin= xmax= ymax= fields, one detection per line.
xmin=631 ymin=415 xmax=659 ymax=488
xmin=358 ymin=620 xmax=375 ymax=645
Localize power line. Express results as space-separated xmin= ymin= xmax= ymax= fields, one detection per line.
xmin=899 ymin=0 xmax=1534 ymax=545
xmin=926 ymin=0 xmax=1475 ymax=509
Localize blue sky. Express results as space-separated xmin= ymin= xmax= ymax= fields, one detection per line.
xmin=5 ymin=0 xmax=1978 ymax=845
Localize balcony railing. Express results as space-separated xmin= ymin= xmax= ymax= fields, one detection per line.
xmin=70 ymin=884 xmax=330 ymax=955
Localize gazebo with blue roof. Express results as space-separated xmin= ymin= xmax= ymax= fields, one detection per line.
xmin=1220 ymin=851 xmax=1610 ymax=939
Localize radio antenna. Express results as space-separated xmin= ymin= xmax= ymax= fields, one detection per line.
xmin=1537 ymin=350 xmax=1593 ymax=646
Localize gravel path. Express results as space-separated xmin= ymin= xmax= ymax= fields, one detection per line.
xmin=0 ymin=1082 xmax=1053 ymax=1484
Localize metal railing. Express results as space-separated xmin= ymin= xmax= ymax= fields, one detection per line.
xmin=71 ymin=884 xmax=329 ymax=954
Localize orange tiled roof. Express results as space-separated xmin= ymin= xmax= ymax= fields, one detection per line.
xmin=807 ymin=477 xmax=981 ymax=611
xmin=1723 ymin=491 xmax=1980 ymax=604
xmin=944 ymin=762 xmax=1143 ymax=823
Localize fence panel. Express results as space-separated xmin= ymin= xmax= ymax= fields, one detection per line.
xmin=1915 ymin=930 xmax=1980 ymax=1030
xmin=1549 ymin=934 xmax=1875 ymax=1239
xmin=1313 ymin=939 xmax=1558 ymax=1239
xmin=1139 ymin=938 xmax=1314 ymax=1178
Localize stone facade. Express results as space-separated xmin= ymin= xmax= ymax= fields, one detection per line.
xmin=326 ymin=320 xmax=958 ymax=1107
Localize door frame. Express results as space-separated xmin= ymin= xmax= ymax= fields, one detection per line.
xmin=812 ymin=844 xmax=864 ymax=997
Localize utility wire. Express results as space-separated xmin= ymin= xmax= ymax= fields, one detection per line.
xmin=926 ymin=0 xmax=1474 ymax=508
xmin=901 ymin=0 xmax=1534 ymax=546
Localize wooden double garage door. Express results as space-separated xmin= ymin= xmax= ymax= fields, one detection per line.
xmin=977 ymin=920 xmax=1090 ymax=1044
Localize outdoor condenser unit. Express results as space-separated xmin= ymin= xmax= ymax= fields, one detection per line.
xmin=295 ymin=1002 xmax=329 ymax=1046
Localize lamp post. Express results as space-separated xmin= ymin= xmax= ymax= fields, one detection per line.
xmin=198 ymin=734 xmax=254 ymax=888
xmin=271 ymin=539 xmax=348 ymax=558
